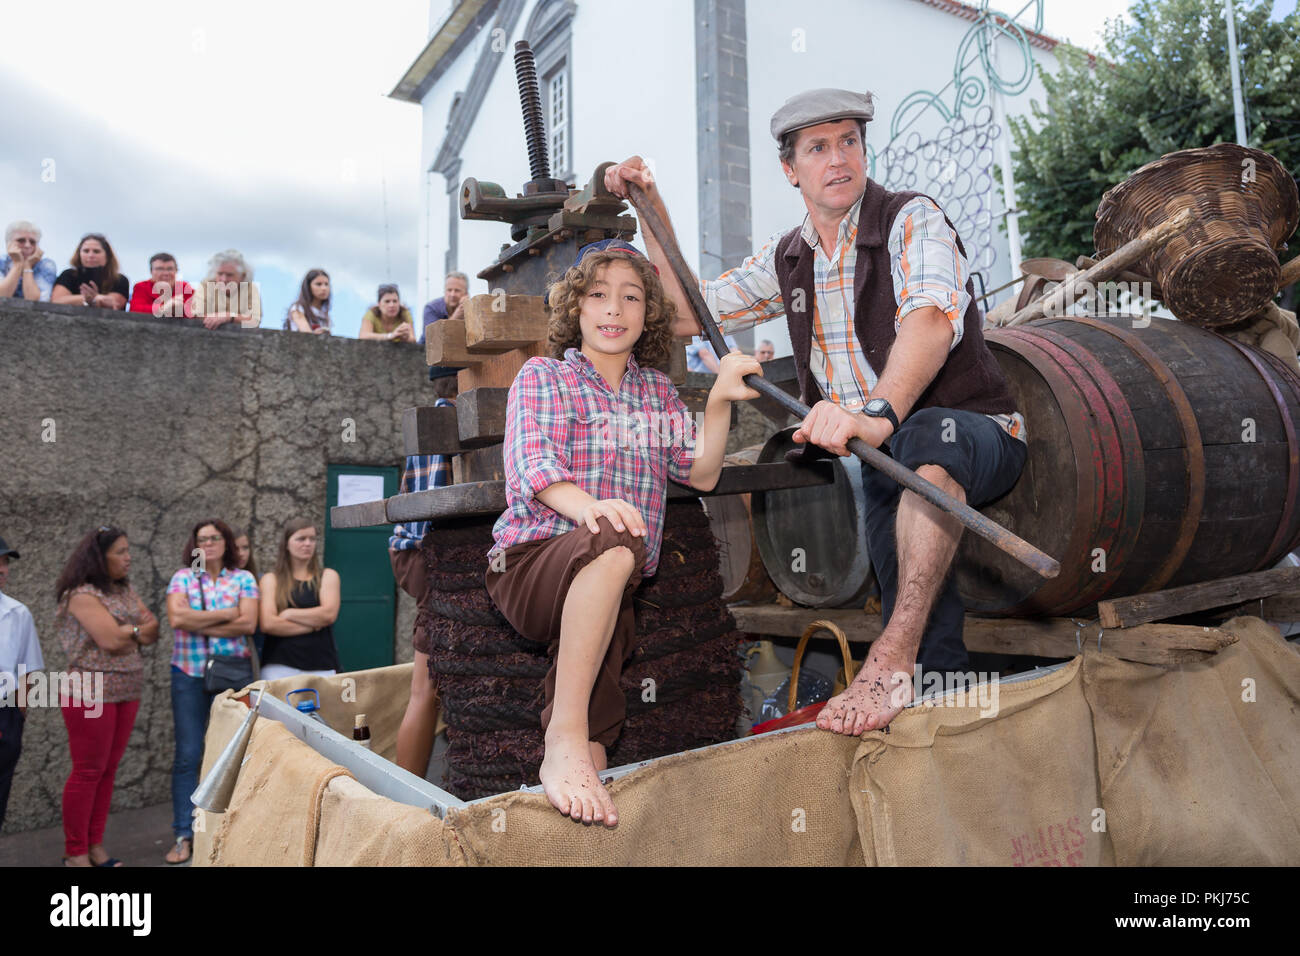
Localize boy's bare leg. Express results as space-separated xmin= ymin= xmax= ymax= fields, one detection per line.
xmin=539 ymin=546 xmax=633 ymax=827
xmin=396 ymin=650 xmax=440 ymax=776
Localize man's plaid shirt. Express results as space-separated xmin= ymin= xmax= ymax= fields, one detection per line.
xmin=389 ymin=397 xmax=455 ymax=551
xmin=489 ymin=348 xmax=696 ymax=577
xmin=701 ymin=193 xmax=1025 ymax=441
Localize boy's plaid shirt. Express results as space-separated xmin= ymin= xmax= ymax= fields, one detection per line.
xmin=489 ymin=348 xmax=696 ymax=577
xmin=390 ymin=398 xmax=455 ymax=551
xmin=166 ymin=566 xmax=259 ymax=678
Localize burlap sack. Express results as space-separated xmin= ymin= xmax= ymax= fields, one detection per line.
xmin=263 ymin=664 xmax=413 ymax=761
xmin=1083 ymin=616 xmax=1300 ymax=864
xmin=192 ymin=691 xmax=252 ymax=866
xmin=851 ymin=657 xmax=1114 ymax=866
xmin=205 ymin=718 xmax=354 ymax=866
xmin=445 ymin=727 xmax=863 ymax=866
xmin=314 ymin=776 xmax=465 ymax=866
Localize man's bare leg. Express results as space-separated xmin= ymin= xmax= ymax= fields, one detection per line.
xmin=396 ymin=650 xmax=440 ymax=776
xmin=818 ymin=464 xmax=966 ymax=735
xmin=538 ymin=546 xmax=633 ymax=827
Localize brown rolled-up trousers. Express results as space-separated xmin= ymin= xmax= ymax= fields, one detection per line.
xmin=390 ymin=546 xmax=431 ymax=654
xmin=484 ymin=515 xmax=646 ymax=747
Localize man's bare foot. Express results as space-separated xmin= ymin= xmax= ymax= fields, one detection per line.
xmin=817 ymin=640 xmax=915 ymax=736
xmin=539 ymin=731 xmax=618 ymax=827
xmin=589 ymin=740 xmax=608 ymax=772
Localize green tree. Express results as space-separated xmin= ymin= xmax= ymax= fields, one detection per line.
xmin=1008 ymin=0 xmax=1300 ymax=261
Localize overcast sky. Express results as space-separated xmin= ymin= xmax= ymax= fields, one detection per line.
xmin=4 ymin=0 xmax=1292 ymax=337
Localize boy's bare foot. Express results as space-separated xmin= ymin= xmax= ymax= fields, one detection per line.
xmin=539 ymin=731 xmax=618 ymax=827
xmin=817 ymin=639 xmax=915 ymax=736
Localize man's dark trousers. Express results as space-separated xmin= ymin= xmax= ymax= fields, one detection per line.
xmin=0 ymin=705 xmax=24 ymax=830
xmin=859 ymin=407 xmax=1027 ymax=675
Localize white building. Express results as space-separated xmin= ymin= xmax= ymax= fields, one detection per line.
xmin=391 ymin=0 xmax=1063 ymax=355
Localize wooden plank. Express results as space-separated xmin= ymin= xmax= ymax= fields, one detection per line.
xmin=330 ymin=499 xmax=390 ymax=530
xmin=728 ymin=604 xmax=1238 ymax=666
xmin=401 ymin=404 xmax=466 ymax=456
xmin=452 ymin=444 xmax=505 ymax=483
xmin=1097 ymin=566 xmax=1300 ymax=629
xmin=425 ymin=318 xmax=476 ymax=366
xmin=463 ymin=293 xmax=547 ymax=353
xmin=1210 ymin=587 xmax=1300 ymax=621
xmin=386 ymin=482 xmax=509 ymax=523
xmin=455 ymin=388 xmax=509 ymax=447
xmin=457 ymin=341 xmax=548 ymax=390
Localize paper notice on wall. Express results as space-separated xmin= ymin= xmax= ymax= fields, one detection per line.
xmin=337 ymin=474 xmax=385 ymax=507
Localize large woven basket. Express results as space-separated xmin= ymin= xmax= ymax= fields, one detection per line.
xmin=1094 ymin=143 xmax=1299 ymax=327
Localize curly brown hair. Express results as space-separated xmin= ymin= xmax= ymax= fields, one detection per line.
xmin=545 ymin=250 xmax=678 ymax=367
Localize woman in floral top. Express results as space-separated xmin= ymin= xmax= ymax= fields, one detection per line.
xmin=54 ymin=526 xmax=159 ymax=867
xmin=163 ymin=518 xmax=258 ymax=865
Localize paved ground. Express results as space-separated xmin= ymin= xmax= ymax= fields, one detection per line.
xmin=0 ymin=801 xmax=178 ymax=868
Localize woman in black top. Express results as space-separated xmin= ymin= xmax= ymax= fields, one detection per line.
xmin=257 ymin=518 xmax=341 ymax=680
xmin=50 ymin=233 xmax=129 ymax=310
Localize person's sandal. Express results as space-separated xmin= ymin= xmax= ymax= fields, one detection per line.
xmin=164 ymin=838 xmax=192 ymax=865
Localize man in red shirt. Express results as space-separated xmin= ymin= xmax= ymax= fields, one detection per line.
xmin=128 ymin=253 xmax=194 ymax=317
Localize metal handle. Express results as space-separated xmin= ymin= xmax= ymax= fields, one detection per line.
xmin=625 ymin=181 xmax=1059 ymax=581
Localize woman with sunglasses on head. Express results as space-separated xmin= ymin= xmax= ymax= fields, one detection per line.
xmin=359 ymin=283 xmax=416 ymax=342
xmin=162 ymin=519 xmax=258 ymax=865
xmin=258 ymin=519 xmax=341 ymax=682
xmin=49 ymin=234 xmax=129 ymax=310
xmin=54 ymin=526 xmax=158 ymax=867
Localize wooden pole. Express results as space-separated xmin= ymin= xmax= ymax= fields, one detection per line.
xmin=625 ymin=183 xmax=1060 ymax=581
xmin=1004 ymin=207 xmax=1195 ymax=327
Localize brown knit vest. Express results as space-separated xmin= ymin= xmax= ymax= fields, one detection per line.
xmin=775 ymin=178 xmax=1016 ymax=416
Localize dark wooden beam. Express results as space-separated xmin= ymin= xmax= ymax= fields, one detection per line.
xmin=728 ymin=604 xmax=1238 ymax=666
xmin=330 ymin=461 xmax=837 ymax=528
xmin=402 ymin=404 xmax=466 ymax=456
xmin=452 ymin=444 xmax=506 ymax=483
xmin=455 ymin=387 xmax=509 ymax=447
xmin=1097 ymin=566 xmax=1300 ymax=629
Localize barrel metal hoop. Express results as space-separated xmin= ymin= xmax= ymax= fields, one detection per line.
xmin=992 ymin=329 xmax=1105 ymax=615
xmin=1006 ymin=325 xmax=1136 ymax=611
xmin=1220 ymin=337 xmax=1300 ymax=569
xmin=1031 ymin=323 xmax=1146 ymax=607
xmin=1249 ymin=348 xmax=1300 ymax=556
xmin=1067 ymin=317 xmax=1205 ymax=592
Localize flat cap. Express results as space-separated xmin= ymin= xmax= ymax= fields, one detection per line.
xmin=770 ymin=88 xmax=875 ymax=142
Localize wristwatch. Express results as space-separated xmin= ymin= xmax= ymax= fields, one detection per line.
xmin=863 ymin=397 xmax=899 ymax=432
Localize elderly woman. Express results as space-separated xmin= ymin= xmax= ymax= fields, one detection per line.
xmin=0 ymin=219 xmax=58 ymax=301
xmin=188 ymin=249 xmax=262 ymax=329
xmin=50 ymin=234 xmax=129 ymax=310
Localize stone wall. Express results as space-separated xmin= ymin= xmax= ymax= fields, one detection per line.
xmin=0 ymin=300 xmax=431 ymax=833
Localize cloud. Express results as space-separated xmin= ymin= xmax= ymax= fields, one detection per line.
xmin=0 ymin=1 xmax=429 ymax=334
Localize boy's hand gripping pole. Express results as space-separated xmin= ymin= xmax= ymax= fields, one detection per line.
xmin=625 ymin=182 xmax=1059 ymax=581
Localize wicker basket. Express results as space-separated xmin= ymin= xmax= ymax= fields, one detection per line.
xmin=1094 ymin=143 xmax=1299 ymax=327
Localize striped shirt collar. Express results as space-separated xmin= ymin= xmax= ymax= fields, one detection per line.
xmin=798 ymin=193 xmax=864 ymax=253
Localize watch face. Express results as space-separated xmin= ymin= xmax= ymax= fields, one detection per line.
xmin=866 ymin=399 xmax=887 ymax=414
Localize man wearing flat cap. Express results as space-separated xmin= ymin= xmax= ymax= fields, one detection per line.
xmin=606 ymin=87 xmax=1027 ymax=734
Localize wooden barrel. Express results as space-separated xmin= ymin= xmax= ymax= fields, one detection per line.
xmin=956 ymin=315 xmax=1300 ymax=616
xmin=752 ymin=428 xmax=875 ymax=608
xmin=702 ymin=446 xmax=778 ymax=603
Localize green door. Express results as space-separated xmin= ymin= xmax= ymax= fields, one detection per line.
xmin=325 ymin=463 xmax=399 ymax=672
